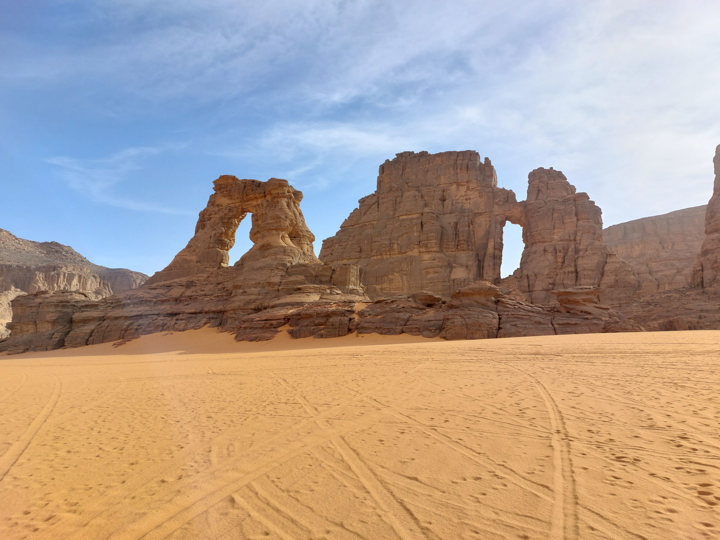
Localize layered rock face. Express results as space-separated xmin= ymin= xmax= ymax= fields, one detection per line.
xmin=513 ymin=168 xmax=637 ymax=304
xmin=322 ymin=153 xmax=635 ymax=306
xmin=2 ymin=177 xmax=367 ymax=352
xmin=0 ymin=228 xmax=146 ymax=339
xmin=604 ymin=206 xmax=707 ymax=293
xmin=1 ymin=171 xmax=634 ymax=353
xmin=147 ymin=176 xmax=318 ymax=284
xmin=320 ymin=151 xmax=518 ymax=298
xmin=694 ymin=145 xmax=720 ymax=288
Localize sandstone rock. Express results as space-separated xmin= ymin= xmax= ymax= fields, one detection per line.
xmin=448 ymin=280 xmax=502 ymax=308
xmin=0 ymin=228 xmax=146 ymax=340
xmin=320 ymin=151 xmax=518 ymax=298
xmin=694 ymin=145 xmax=720 ymax=288
xmin=3 ymin=291 xmax=92 ymax=353
xmin=147 ymin=176 xmax=318 ymax=285
xmin=604 ymin=206 xmax=706 ymax=293
xmin=1 ymin=177 xmax=368 ymax=352
xmin=513 ymin=168 xmax=634 ymax=304
xmin=322 ymin=153 xmax=636 ymax=307
xmin=615 ymin=287 xmax=720 ymax=332
xmin=0 ymin=153 xmax=669 ymax=353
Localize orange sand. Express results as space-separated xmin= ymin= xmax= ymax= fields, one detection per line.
xmin=1 ymin=329 xmax=719 ymax=539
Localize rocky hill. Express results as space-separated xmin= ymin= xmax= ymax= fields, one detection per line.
xmin=0 ymin=229 xmax=147 ymax=338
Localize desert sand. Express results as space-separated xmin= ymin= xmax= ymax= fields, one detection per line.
xmin=1 ymin=329 xmax=719 ymax=539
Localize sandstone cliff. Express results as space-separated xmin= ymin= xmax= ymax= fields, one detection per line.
xmin=0 ymin=228 xmax=147 ymax=339
xmin=321 ymin=152 xmax=636 ymax=306
xmin=320 ymin=151 xmax=517 ymax=298
xmin=511 ymin=168 xmax=634 ymax=304
xmin=694 ymin=145 xmax=720 ymax=288
xmin=604 ymin=206 xmax=707 ymax=293
xmin=1 ymin=173 xmax=633 ymax=353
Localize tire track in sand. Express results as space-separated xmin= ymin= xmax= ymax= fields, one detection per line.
xmin=333 ymin=380 xmax=554 ymax=505
xmin=499 ymin=362 xmax=579 ymax=540
xmin=0 ymin=375 xmax=62 ymax=482
xmin=278 ymin=377 xmax=428 ymax=540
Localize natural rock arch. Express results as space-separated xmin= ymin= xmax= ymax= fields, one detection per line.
xmin=146 ymin=176 xmax=318 ymax=284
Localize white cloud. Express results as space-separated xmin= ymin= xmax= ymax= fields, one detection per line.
xmin=46 ymin=146 xmax=194 ymax=215
xmin=9 ymin=1 xmax=720 ymax=225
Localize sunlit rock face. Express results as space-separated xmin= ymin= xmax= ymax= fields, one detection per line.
xmin=146 ymin=176 xmax=319 ymax=285
xmin=321 ymin=152 xmax=636 ymax=305
xmin=514 ymin=167 xmax=637 ymax=305
xmin=320 ymin=151 xmax=520 ymax=298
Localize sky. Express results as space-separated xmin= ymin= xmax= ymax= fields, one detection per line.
xmin=2 ymin=0 xmax=719 ymax=278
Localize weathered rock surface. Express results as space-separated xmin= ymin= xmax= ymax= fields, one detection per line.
xmin=322 ymin=153 xmax=636 ymax=306
xmin=604 ymin=206 xmax=707 ymax=293
xmin=0 ymin=228 xmax=146 ymax=339
xmin=320 ymin=151 xmax=518 ymax=298
xmin=2 ymin=177 xmax=367 ymax=352
xmin=16 ymin=142 xmax=720 ymax=352
xmin=147 ymin=176 xmax=318 ymax=284
xmin=1 ymin=171 xmax=636 ymax=353
xmin=512 ymin=168 xmax=637 ymax=305
xmin=694 ymin=145 xmax=720 ymax=288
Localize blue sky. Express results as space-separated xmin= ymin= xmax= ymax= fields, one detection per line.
xmin=2 ymin=1 xmax=719 ymax=277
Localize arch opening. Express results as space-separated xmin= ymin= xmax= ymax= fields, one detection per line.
xmin=500 ymin=222 xmax=523 ymax=278
xmin=228 ymin=214 xmax=253 ymax=265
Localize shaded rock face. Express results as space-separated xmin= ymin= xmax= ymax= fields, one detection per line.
xmin=604 ymin=206 xmax=707 ymax=293
xmin=695 ymin=145 xmax=720 ymax=288
xmin=147 ymin=176 xmax=318 ymax=285
xmin=320 ymin=151 xmax=518 ymax=298
xmin=0 ymin=228 xmax=146 ymax=339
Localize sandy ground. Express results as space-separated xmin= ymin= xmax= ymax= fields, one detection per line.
xmin=0 ymin=329 xmax=719 ymax=539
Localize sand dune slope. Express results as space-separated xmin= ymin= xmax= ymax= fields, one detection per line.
xmin=1 ymin=330 xmax=719 ymax=539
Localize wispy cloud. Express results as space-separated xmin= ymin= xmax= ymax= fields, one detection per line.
xmin=8 ymin=1 xmax=720 ymax=223
xmin=46 ymin=146 xmax=194 ymax=215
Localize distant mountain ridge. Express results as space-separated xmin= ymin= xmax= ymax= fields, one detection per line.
xmin=0 ymin=228 xmax=147 ymax=338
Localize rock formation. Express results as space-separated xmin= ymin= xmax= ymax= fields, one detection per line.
xmin=1 ymin=177 xmax=368 ymax=352
xmin=12 ymin=142 xmax=720 ymax=353
xmin=1 ymin=170 xmax=635 ymax=353
xmin=147 ymin=176 xmax=318 ymax=284
xmin=694 ymin=145 xmax=720 ymax=288
xmin=510 ymin=168 xmax=634 ymax=304
xmin=0 ymin=228 xmax=146 ymax=339
xmin=320 ymin=151 xmax=518 ymax=298
xmin=321 ymin=152 xmax=636 ymax=306
xmin=604 ymin=206 xmax=707 ymax=293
